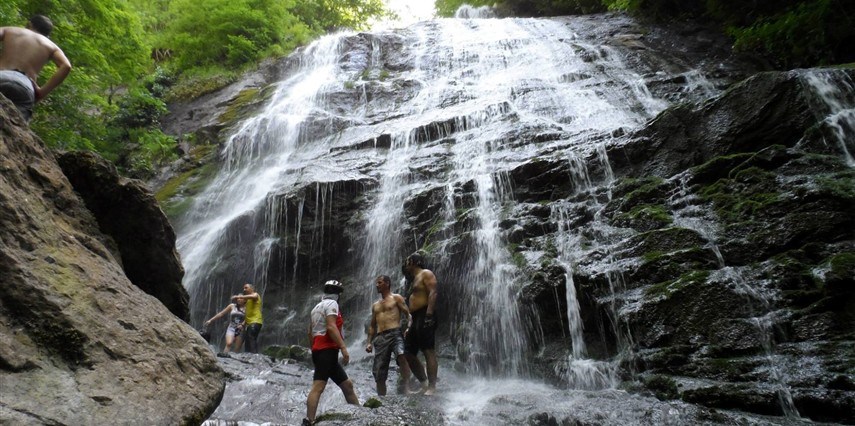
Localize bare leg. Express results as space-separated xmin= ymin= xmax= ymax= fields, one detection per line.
xmin=232 ymin=336 xmax=244 ymax=353
xmin=338 ymin=379 xmax=359 ymax=405
xmin=424 ymin=349 xmax=438 ymax=395
xmin=306 ymin=380 xmax=327 ymax=422
xmin=405 ymin=354 xmax=427 ymax=383
xmin=376 ymin=381 xmax=387 ymax=396
xmin=223 ymin=333 xmax=234 ymax=353
xmin=396 ymin=354 xmax=411 ymax=394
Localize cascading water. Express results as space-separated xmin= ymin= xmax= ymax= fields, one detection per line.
xmin=801 ymin=70 xmax=855 ymax=167
xmin=176 ymin=11 xmax=840 ymax=425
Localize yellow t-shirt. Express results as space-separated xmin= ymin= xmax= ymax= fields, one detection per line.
xmin=245 ymin=296 xmax=263 ymax=324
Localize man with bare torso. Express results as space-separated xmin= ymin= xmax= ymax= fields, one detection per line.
xmin=365 ymin=275 xmax=412 ymax=396
xmin=401 ymin=252 xmax=439 ymax=395
xmin=0 ymin=15 xmax=72 ymax=121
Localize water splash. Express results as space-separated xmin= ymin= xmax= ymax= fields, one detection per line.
xmin=801 ymin=70 xmax=855 ymax=167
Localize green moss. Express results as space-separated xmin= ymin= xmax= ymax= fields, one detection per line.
xmin=691 ymin=153 xmax=754 ymax=184
xmin=615 ymin=176 xmax=666 ymax=205
xmin=363 ymin=397 xmax=383 ymax=408
xmin=316 ymin=412 xmax=354 ymax=422
xmin=219 ymin=87 xmax=262 ymax=125
xmin=826 ymin=252 xmax=855 ymax=284
xmin=646 ymin=270 xmax=710 ymax=298
xmin=642 ymin=374 xmax=679 ymax=400
xmin=344 ymin=80 xmax=355 ymax=90
xmin=157 ymin=161 xmax=219 ymax=220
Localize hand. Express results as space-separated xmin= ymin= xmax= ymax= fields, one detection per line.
xmin=204 ymin=320 xmax=211 ymax=326
xmin=404 ymin=327 xmax=410 ymax=338
xmin=340 ymin=348 xmax=350 ymax=366
xmin=231 ymin=295 xmax=239 ymax=301
xmin=365 ymin=343 xmax=373 ymax=353
xmin=424 ymin=315 xmax=436 ymax=328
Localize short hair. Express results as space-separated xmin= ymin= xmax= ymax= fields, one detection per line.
xmin=377 ymin=275 xmax=391 ymax=286
xmin=406 ymin=252 xmax=426 ymax=268
xmin=29 ymin=15 xmax=53 ymax=37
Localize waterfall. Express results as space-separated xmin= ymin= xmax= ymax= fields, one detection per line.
xmin=801 ymin=70 xmax=855 ymax=167
xmin=177 ymin=15 xmax=719 ymax=374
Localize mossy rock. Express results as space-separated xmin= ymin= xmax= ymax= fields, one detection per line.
xmin=644 ymin=270 xmax=710 ymax=299
xmin=363 ymin=397 xmax=382 ymax=408
xmin=612 ymin=203 xmax=673 ymax=232
xmin=641 ymin=374 xmax=679 ymax=400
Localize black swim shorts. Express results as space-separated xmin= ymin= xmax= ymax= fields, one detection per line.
xmin=404 ymin=308 xmax=436 ymax=355
xmin=311 ymin=348 xmax=348 ymax=385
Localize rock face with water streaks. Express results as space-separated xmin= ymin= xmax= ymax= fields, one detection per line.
xmin=0 ymin=99 xmax=224 ymax=424
xmin=160 ymin=14 xmax=853 ymax=423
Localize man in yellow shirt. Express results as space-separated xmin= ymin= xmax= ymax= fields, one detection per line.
xmin=233 ymin=283 xmax=262 ymax=353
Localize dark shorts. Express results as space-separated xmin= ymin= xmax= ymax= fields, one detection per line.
xmin=0 ymin=70 xmax=34 ymax=120
xmin=312 ymin=349 xmax=348 ymax=385
xmin=405 ymin=308 xmax=436 ymax=355
xmin=372 ymin=328 xmax=405 ymax=382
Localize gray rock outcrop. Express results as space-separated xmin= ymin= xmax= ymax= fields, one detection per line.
xmin=57 ymin=151 xmax=189 ymax=321
xmin=0 ymin=98 xmax=224 ymax=425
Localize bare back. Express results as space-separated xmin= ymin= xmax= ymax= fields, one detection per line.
xmin=372 ymin=293 xmax=407 ymax=333
xmin=0 ymin=26 xmax=59 ymax=82
xmin=408 ymin=269 xmax=437 ymax=312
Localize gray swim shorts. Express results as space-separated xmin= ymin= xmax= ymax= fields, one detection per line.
xmin=372 ymin=328 xmax=405 ymax=382
xmin=0 ymin=70 xmax=35 ymax=120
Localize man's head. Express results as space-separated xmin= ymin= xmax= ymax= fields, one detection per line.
xmin=375 ymin=275 xmax=391 ymax=293
xmin=402 ymin=252 xmax=426 ymax=277
xmin=323 ymin=280 xmax=344 ymax=294
xmin=28 ymin=15 xmax=53 ymax=37
xmin=242 ymin=283 xmax=254 ymax=294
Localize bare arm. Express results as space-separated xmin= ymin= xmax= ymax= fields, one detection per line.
xmin=233 ymin=292 xmax=259 ymax=302
xmin=326 ymin=315 xmax=350 ymax=365
xmin=205 ymin=304 xmax=233 ymax=325
xmin=424 ymin=272 xmax=438 ymax=316
xmin=395 ymin=294 xmax=412 ymax=328
xmin=35 ymin=48 xmax=71 ymax=101
xmin=365 ymin=304 xmax=377 ymax=353
xmin=307 ymin=322 xmax=313 ymax=346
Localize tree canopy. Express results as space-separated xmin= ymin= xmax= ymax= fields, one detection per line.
xmin=1 ymin=0 xmax=388 ymax=176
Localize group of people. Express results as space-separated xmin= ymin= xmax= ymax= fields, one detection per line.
xmin=205 ymin=253 xmax=438 ymax=426
xmin=303 ymin=252 xmax=439 ymax=426
xmin=0 ymin=15 xmax=72 ymax=121
xmin=204 ymin=283 xmax=264 ymax=354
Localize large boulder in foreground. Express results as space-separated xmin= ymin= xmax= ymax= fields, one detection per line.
xmin=57 ymin=151 xmax=189 ymax=321
xmin=0 ymin=99 xmax=224 ymax=424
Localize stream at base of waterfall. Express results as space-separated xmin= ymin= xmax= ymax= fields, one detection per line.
xmin=203 ymin=350 xmax=823 ymax=425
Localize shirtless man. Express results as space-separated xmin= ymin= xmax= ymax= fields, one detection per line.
xmin=401 ymin=252 xmax=439 ymax=395
xmin=0 ymin=15 xmax=72 ymax=121
xmin=365 ymin=275 xmax=412 ymax=395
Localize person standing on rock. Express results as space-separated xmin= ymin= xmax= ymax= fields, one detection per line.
xmin=232 ymin=283 xmax=262 ymax=353
xmin=365 ymin=274 xmax=412 ymax=396
xmin=304 ymin=280 xmax=359 ymax=426
xmin=0 ymin=15 xmax=72 ymax=121
xmin=402 ymin=252 xmax=439 ymax=395
xmin=203 ymin=297 xmax=246 ymax=353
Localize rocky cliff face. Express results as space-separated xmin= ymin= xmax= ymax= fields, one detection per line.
xmin=159 ymin=14 xmax=853 ymax=423
xmin=0 ymin=98 xmax=223 ymax=424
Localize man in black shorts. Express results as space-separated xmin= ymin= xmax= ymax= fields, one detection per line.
xmin=402 ymin=253 xmax=439 ymax=395
xmin=303 ymin=280 xmax=359 ymax=425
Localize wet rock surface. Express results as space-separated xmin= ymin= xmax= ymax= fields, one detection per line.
xmin=163 ymin=13 xmax=853 ymax=424
xmin=205 ymin=351 xmax=827 ymax=425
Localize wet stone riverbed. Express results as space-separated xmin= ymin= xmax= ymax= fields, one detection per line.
xmin=202 ymin=351 xmax=827 ymax=425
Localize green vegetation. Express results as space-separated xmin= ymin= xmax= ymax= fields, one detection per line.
xmin=436 ymin=0 xmax=854 ymax=68
xmin=645 ymin=270 xmax=709 ymax=298
xmin=642 ymin=374 xmax=679 ymax=400
xmin=1 ymin=0 xmax=388 ymax=176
